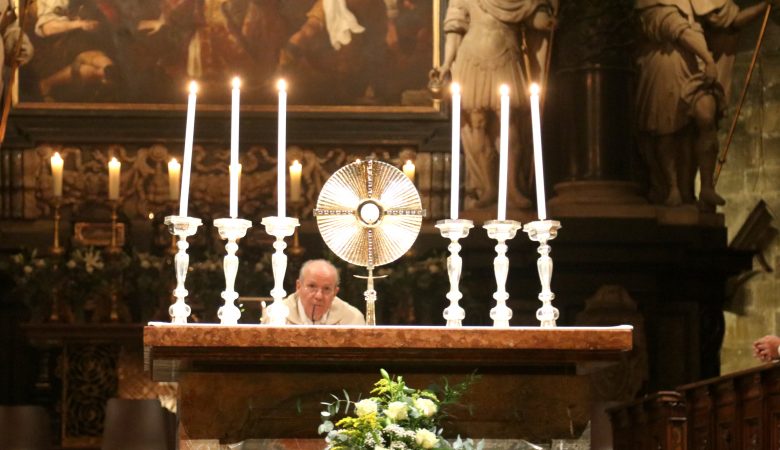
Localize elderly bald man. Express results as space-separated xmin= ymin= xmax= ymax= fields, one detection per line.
xmin=264 ymin=259 xmax=365 ymax=325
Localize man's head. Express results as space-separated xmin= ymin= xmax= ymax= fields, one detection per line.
xmin=296 ymin=259 xmax=340 ymax=322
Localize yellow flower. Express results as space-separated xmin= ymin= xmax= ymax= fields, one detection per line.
xmin=414 ymin=398 xmax=437 ymax=417
xmin=385 ymin=401 xmax=408 ymax=421
xmin=415 ymin=429 xmax=438 ymax=449
xmin=355 ymin=399 xmax=378 ymax=417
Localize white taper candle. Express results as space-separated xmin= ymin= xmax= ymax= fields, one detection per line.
xmin=168 ymin=158 xmax=180 ymax=201
xmin=230 ymin=77 xmax=241 ymax=218
xmin=450 ymin=82 xmax=461 ymax=220
xmin=497 ymin=84 xmax=509 ymax=221
xmin=530 ymin=83 xmax=547 ymax=221
xmin=277 ymin=79 xmax=287 ymax=217
xmin=51 ymin=152 xmax=63 ymax=197
xmin=108 ymin=157 xmax=121 ymax=200
xmin=179 ymin=81 xmax=198 ymax=217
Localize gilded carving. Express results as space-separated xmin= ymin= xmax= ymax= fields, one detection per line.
xmin=15 ymin=143 xmax=419 ymax=222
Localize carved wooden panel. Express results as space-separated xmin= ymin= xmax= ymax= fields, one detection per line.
xmin=607 ymin=391 xmax=686 ymax=450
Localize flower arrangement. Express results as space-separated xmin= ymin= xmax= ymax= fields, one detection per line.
xmin=319 ymin=369 xmax=483 ymax=450
xmin=0 ymin=250 xmax=58 ymax=315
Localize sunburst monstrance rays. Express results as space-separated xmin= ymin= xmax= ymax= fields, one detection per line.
xmin=314 ymin=160 xmax=424 ymax=269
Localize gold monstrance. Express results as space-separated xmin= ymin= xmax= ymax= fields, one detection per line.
xmin=314 ymin=160 xmax=425 ymax=325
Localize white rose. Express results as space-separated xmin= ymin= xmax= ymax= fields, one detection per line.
xmin=355 ymin=399 xmax=378 ymax=417
xmin=66 ymin=260 xmax=77 ymax=269
xmin=414 ymin=398 xmax=437 ymax=417
xmin=385 ymin=401 xmax=408 ymax=421
xmin=414 ymin=429 xmax=438 ymax=449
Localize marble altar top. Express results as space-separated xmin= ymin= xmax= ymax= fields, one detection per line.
xmin=144 ymin=323 xmax=633 ymax=380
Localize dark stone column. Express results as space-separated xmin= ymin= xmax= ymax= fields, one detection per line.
xmin=547 ymin=0 xmax=648 ymax=213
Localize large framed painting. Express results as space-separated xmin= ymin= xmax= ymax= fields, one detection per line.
xmin=15 ymin=0 xmax=440 ymax=112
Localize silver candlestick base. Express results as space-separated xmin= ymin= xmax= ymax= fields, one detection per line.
xmin=214 ymin=218 xmax=253 ymax=325
xmin=261 ymin=216 xmax=300 ymax=325
xmin=436 ymin=218 xmax=474 ymax=327
xmin=164 ymin=215 xmax=203 ymax=324
xmin=483 ymin=219 xmax=522 ymax=328
xmin=523 ymin=220 xmax=562 ymax=328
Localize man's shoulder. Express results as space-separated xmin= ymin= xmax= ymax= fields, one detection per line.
xmin=330 ymin=297 xmax=365 ymax=325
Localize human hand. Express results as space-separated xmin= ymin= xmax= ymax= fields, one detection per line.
xmin=79 ymin=20 xmax=99 ymax=31
xmin=385 ymin=21 xmax=399 ymax=51
xmin=137 ymin=19 xmax=164 ymax=35
xmin=703 ymin=60 xmax=717 ymax=85
xmin=531 ymin=9 xmax=557 ymax=32
xmin=753 ymin=335 xmax=780 ymax=362
xmin=427 ymin=67 xmax=448 ymax=99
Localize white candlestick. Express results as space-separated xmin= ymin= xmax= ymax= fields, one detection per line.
xmin=450 ymin=83 xmax=461 ymax=220
xmin=497 ymin=84 xmax=509 ymax=221
xmin=180 ymin=81 xmax=198 ymax=217
xmin=230 ymin=77 xmax=241 ymax=218
xmin=229 ymin=163 xmax=241 ymax=218
xmin=289 ymin=160 xmax=302 ymax=202
xmin=530 ymin=84 xmax=547 ymax=221
xmin=108 ymin=157 xmax=121 ymax=200
xmin=403 ymin=160 xmax=415 ymax=181
xmin=168 ymin=158 xmax=181 ymax=201
xmin=51 ymin=152 xmax=63 ymax=197
xmin=277 ymin=79 xmax=287 ymax=217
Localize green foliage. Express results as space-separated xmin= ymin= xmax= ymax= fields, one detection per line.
xmin=320 ymin=370 xmax=482 ymax=450
xmin=0 ymin=246 xmax=276 ymax=323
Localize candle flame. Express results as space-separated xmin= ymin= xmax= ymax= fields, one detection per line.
xmin=109 ymin=157 xmax=120 ymax=166
xmin=451 ymin=82 xmax=460 ymax=94
xmin=51 ymin=152 xmax=63 ymax=163
xmin=232 ymin=76 xmax=241 ymax=89
xmin=168 ymin=158 xmax=180 ymax=168
xmin=530 ymin=83 xmax=540 ymax=96
xmin=188 ymin=80 xmax=198 ymax=94
xmin=499 ymin=84 xmax=509 ymax=96
xmin=277 ymin=79 xmax=287 ymax=92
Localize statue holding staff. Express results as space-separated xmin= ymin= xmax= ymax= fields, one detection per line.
xmin=634 ymin=0 xmax=772 ymax=208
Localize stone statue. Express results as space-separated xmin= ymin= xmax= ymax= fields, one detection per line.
xmin=634 ymin=0 xmax=771 ymax=209
xmin=432 ymin=0 xmax=555 ymax=209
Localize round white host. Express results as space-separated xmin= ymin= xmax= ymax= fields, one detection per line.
xmin=359 ymin=202 xmax=381 ymax=224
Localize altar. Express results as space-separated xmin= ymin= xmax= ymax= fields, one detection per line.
xmin=144 ymin=324 xmax=633 ymax=446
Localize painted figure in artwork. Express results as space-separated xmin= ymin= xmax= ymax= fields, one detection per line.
xmin=432 ymin=0 xmax=555 ymax=210
xmin=634 ymin=0 xmax=772 ymax=209
xmin=32 ymin=0 xmax=120 ymax=101
xmin=0 ymin=0 xmax=33 ymax=95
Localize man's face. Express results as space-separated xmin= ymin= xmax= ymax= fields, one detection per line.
xmin=296 ymin=264 xmax=339 ymax=322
